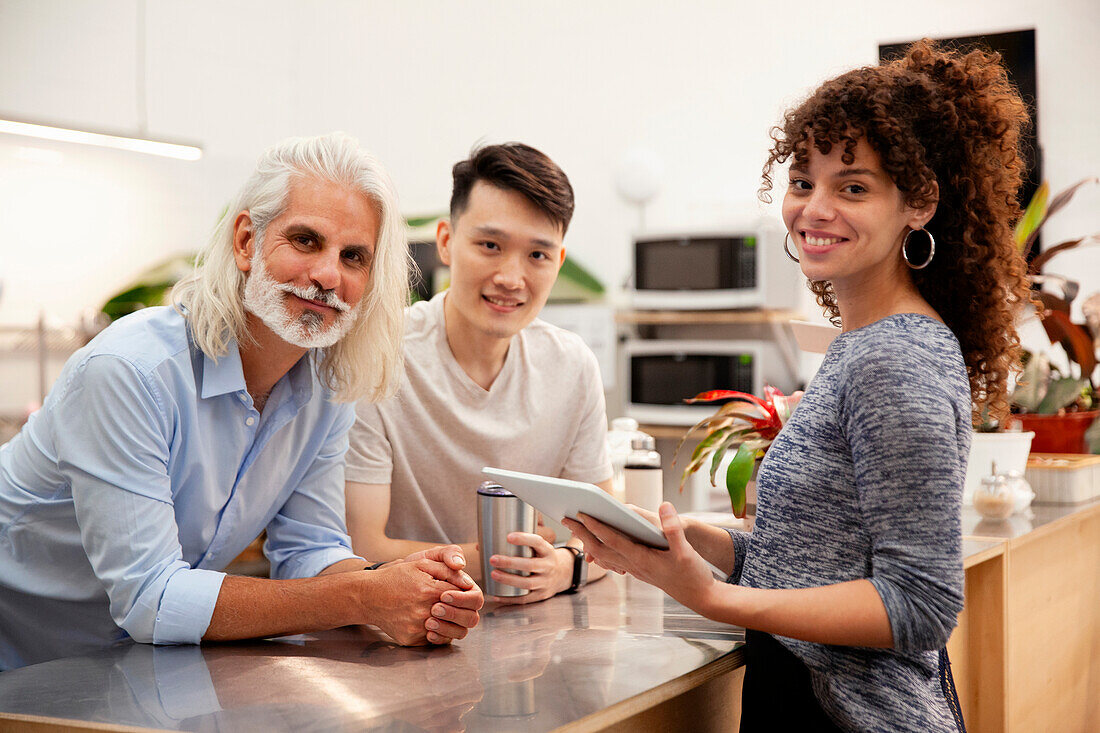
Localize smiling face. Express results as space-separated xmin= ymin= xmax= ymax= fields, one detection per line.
xmin=437 ymin=181 xmax=565 ymax=342
xmin=782 ymin=138 xmax=934 ymax=293
xmin=234 ymin=176 xmax=378 ymax=349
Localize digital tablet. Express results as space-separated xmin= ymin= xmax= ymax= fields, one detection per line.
xmin=481 ymin=467 xmax=670 ymax=550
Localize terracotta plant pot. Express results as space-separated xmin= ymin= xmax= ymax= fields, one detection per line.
xmin=1010 ymin=410 xmax=1099 ymax=454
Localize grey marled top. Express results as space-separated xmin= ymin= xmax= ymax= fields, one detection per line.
xmin=728 ymin=314 xmax=970 ymax=732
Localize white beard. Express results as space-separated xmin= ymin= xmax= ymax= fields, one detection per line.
xmin=242 ymin=251 xmax=360 ymax=349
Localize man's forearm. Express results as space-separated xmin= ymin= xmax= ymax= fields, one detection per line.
xmin=204 ymin=573 xmax=364 ymax=641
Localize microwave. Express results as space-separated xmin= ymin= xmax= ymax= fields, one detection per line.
xmin=624 ymin=340 xmax=794 ymax=426
xmin=629 ymin=227 xmax=798 ymax=310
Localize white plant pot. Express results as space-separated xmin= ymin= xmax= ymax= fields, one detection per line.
xmin=964 ymin=431 xmax=1034 ymax=504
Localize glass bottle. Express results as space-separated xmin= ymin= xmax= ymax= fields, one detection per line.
xmin=623 ymin=434 xmax=662 ymax=513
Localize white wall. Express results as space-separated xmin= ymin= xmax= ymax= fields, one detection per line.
xmin=1 ymin=0 xmax=1097 ymax=345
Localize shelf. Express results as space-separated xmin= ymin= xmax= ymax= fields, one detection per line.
xmin=615 ymin=308 xmax=802 ymax=326
xmin=616 ymin=309 xmax=806 ymax=393
xmin=638 ymin=423 xmax=701 ymax=441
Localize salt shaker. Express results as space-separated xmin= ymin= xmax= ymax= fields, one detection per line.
xmin=1001 ymin=469 xmax=1035 ymax=514
xmin=973 ymin=473 xmax=1015 ymax=520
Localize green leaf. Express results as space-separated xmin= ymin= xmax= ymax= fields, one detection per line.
xmin=1085 ymin=414 xmax=1100 ymax=454
xmin=725 ymin=444 xmax=756 ymax=518
xmin=559 ymin=256 xmax=604 ymax=293
xmin=548 ymin=255 xmax=605 ymax=302
xmin=1036 ymin=377 xmax=1089 ymax=414
xmin=405 ymin=213 xmax=446 ymax=229
xmin=1012 ymin=354 xmax=1050 ymax=413
xmin=1014 ymin=181 xmax=1048 ymax=254
xmin=708 ymin=431 xmax=743 ymax=486
xmin=688 ymin=426 xmax=731 ymax=468
xmin=671 ymin=415 xmax=734 ymax=469
xmin=677 ymin=427 xmax=751 ymax=493
xmin=100 ymin=253 xmax=198 ymax=322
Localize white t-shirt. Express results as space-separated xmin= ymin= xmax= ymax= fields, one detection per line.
xmin=345 ymin=292 xmax=613 ymax=545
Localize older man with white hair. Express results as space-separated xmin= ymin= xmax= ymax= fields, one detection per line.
xmin=0 ymin=133 xmax=482 ymax=671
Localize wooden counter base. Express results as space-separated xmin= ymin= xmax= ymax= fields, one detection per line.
xmin=950 ymin=500 xmax=1100 ymax=733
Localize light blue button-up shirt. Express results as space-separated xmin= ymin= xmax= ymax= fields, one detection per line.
xmin=0 ymin=307 xmax=360 ymax=662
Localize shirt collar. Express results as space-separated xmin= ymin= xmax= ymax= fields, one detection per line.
xmin=197 ymin=336 xmax=317 ymax=406
xmin=199 ymin=342 xmax=247 ymax=399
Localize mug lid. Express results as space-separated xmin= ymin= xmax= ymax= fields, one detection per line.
xmin=477 ymin=481 xmax=514 ymax=497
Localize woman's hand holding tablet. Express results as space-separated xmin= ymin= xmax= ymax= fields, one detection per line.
xmin=480 ymin=468 xmax=669 ymax=550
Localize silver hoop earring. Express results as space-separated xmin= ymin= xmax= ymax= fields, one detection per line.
xmin=783 ymin=232 xmax=800 ymax=263
xmin=902 ymin=227 xmax=935 ymax=269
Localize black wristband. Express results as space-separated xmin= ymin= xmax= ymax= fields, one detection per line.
xmin=366 ymin=560 xmax=387 ymax=570
xmin=562 ymin=546 xmax=587 ymax=593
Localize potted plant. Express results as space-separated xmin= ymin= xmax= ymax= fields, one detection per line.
xmin=1009 ymin=177 xmax=1100 ymax=454
xmin=671 ymin=386 xmax=801 ymax=517
xmin=1009 ymin=351 xmax=1098 ymax=452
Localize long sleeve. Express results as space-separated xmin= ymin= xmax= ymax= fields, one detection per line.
xmin=54 ymin=355 xmax=225 ymax=644
xmin=724 ymin=528 xmax=752 ymax=584
xmin=839 ymin=344 xmax=967 ymax=652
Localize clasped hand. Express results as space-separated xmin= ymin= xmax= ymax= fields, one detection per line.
xmin=372 ymin=545 xmax=484 ymax=646
xmin=562 ymin=503 xmax=718 ymax=616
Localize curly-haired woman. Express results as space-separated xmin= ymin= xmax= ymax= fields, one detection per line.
xmin=565 ymin=40 xmax=1032 ymax=731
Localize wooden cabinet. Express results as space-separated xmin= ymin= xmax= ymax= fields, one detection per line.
xmin=948 ymin=500 xmax=1100 ymax=732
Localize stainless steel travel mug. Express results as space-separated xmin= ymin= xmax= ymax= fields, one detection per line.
xmin=477 ymin=481 xmax=536 ymax=597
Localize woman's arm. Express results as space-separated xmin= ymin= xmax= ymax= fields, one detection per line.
xmin=566 ymin=503 xmax=894 ymax=647
xmin=701 ymin=578 xmax=893 ymax=647
xmin=683 ymin=518 xmax=739 ymax=577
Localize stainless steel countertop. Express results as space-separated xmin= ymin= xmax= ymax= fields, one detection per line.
xmin=0 ymin=573 xmax=743 ymax=732
xmin=962 ymin=497 xmax=1100 ymax=542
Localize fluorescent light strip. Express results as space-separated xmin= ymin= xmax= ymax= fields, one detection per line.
xmin=0 ymin=119 xmax=202 ymax=161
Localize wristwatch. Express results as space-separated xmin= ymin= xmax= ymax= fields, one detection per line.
xmin=562 ymin=546 xmax=587 ymax=593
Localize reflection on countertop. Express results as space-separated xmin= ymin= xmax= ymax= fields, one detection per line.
xmin=962 ymin=497 xmax=1100 ymax=541
xmin=0 ymin=573 xmax=743 ymax=733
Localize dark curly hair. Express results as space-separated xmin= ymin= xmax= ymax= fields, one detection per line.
xmin=760 ymin=39 xmax=1033 ymax=423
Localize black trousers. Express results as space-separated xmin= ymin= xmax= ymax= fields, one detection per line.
xmin=739 ymin=630 xmax=967 ymax=733
xmin=739 ymin=629 xmax=843 ymax=732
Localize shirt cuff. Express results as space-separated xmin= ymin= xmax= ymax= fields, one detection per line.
xmin=724 ymin=528 xmax=751 ymax=585
xmin=867 ymin=575 xmax=916 ymax=652
xmin=153 ymin=568 xmax=226 ymax=644
xmin=276 ymin=547 xmax=363 ymax=580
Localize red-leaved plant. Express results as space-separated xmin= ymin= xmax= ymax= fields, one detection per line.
xmin=672 ymin=386 xmax=802 ymax=517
